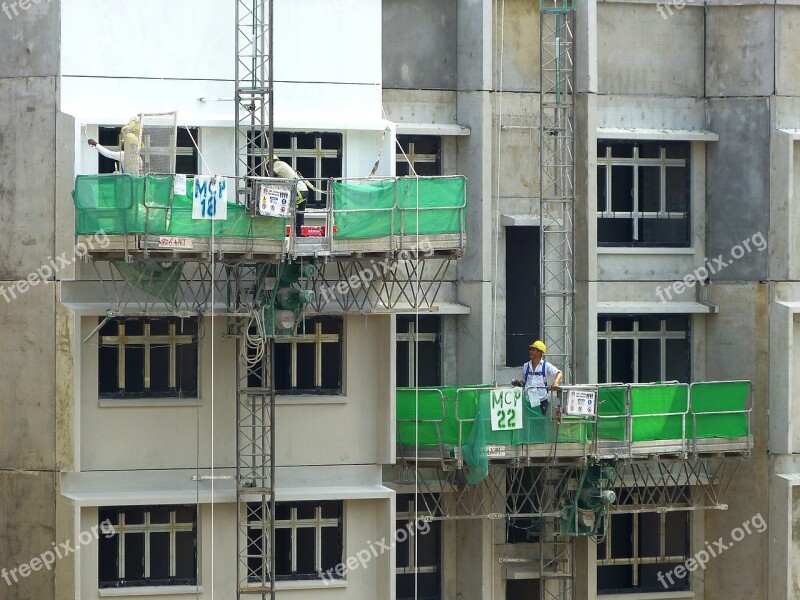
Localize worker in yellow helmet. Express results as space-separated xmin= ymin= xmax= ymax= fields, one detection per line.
xmin=265 ymin=155 xmax=321 ymax=235
xmin=511 ymin=340 xmax=563 ymax=415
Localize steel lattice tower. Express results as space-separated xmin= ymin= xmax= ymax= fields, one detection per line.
xmin=235 ymin=1 xmax=275 ymax=598
xmin=539 ymin=0 xmax=576 ymax=385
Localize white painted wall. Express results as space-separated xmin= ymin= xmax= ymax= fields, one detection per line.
xmin=60 ymin=0 xmax=383 ymax=127
xmin=79 ymin=314 xmax=394 ymax=470
xmin=77 ymin=499 xmax=393 ymax=599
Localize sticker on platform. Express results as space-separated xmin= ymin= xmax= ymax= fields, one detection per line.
xmin=565 ymin=389 xmax=596 ymax=416
xmin=173 ymin=174 xmax=187 ymax=196
xmin=158 ymin=236 xmax=193 ymax=249
xmin=258 ymin=184 xmax=291 ymax=218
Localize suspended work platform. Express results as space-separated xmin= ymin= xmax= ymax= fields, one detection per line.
xmin=71 ymin=173 xmax=467 ymax=315
xmin=391 ymin=380 xmax=752 ymax=519
xmin=72 ymin=173 xmax=466 ymax=260
xmin=396 ymin=381 xmax=752 ymax=464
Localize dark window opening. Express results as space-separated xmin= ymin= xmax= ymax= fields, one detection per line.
xmin=396 ymin=135 xmax=442 ymax=177
xmin=505 ymin=226 xmax=540 ymax=366
xmin=397 ymin=315 xmax=441 ymax=386
xmin=98 ymin=317 xmax=198 ymax=399
xmin=97 ymin=126 xmax=199 ymax=175
xmin=98 ymin=505 xmax=197 ymax=588
xmin=597 ymin=141 xmax=690 ymax=247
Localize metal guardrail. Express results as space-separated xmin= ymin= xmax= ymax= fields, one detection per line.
xmin=84 ymin=173 xmax=467 ymax=255
xmin=395 ymin=381 xmax=754 ymax=463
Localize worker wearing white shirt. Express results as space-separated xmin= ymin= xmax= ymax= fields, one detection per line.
xmin=512 ymin=340 xmax=563 ymax=415
xmin=266 ymin=154 xmax=318 ymax=234
xmin=88 ymin=138 xmax=144 ymax=176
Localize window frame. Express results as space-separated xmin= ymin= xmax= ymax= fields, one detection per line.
xmin=596 ymin=496 xmax=691 ymax=594
xmin=597 ymin=140 xmax=691 ymax=248
xmin=272 ymin=131 xmax=343 ymax=207
xmin=395 ymin=493 xmax=441 ymax=600
xmin=98 ymin=317 xmax=199 ymax=400
xmin=396 ymin=135 xmax=442 ymax=177
xmin=247 ymin=500 xmax=344 ymax=583
xmin=98 ymin=505 xmax=198 ymax=589
xmin=597 ymin=315 xmax=690 ymax=384
xmin=96 ymin=126 xmax=199 ymax=175
xmin=273 ymin=316 xmax=344 ymax=395
xmin=396 ymin=315 xmax=441 ymax=387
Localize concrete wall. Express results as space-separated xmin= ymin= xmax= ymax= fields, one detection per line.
xmin=0 ymin=1 xmax=69 ymax=598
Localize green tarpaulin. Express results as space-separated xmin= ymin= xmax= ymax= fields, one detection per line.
xmin=690 ymin=381 xmax=749 ymax=439
xmin=73 ymin=174 xmax=285 ymax=240
xmin=333 ymin=176 xmax=466 ymax=239
xmin=395 ymin=381 xmax=751 ymax=483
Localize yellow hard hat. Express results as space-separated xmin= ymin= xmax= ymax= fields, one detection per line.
xmin=530 ymin=340 xmax=547 ymax=353
xmin=272 ymin=154 xmax=280 ymax=162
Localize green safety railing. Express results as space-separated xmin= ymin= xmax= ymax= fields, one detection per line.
xmin=331 ymin=176 xmax=467 ymax=239
xmin=396 ymin=380 xmax=753 ymax=467
xmin=72 ymin=174 xmax=287 ymax=240
xmin=72 ymin=173 xmax=467 ymax=243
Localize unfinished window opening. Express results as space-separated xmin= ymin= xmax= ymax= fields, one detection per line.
xmin=396 ymin=493 xmax=441 ymax=600
xmin=397 ymin=315 xmax=441 ymax=387
xmin=597 ymin=315 xmax=690 ymax=384
xmin=98 ymin=317 xmax=198 ymax=399
xmin=272 ymin=316 xmax=343 ymax=395
xmin=97 ymin=126 xmax=199 ymax=175
xmin=597 ymin=496 xmax=690 ymax=593
xmin=597 ymin=141 xmax=690 ymax=247
xmin=98 ymin=505 xmax=197 ymax=588
xmin=505 ymin=226 xmax=541 ymax=366
xmin=396 ymin=135 xmax=441 ymax=176
xmin=247 ymin=501 xmax=343 ymax=582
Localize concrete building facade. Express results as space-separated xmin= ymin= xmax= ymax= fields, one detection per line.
xmin=0 ymin=0 xmax=793 ymax=598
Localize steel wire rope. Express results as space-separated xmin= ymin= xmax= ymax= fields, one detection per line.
xmin=115 ymin=3 xmax=228 ymax=596
xmin=495 ymin=3 xmax=507 ymax=594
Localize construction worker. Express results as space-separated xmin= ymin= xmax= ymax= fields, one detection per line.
xmin=87 ymin=117 xmax=143 ymax=175
xmin=266 ymin=155 xmax=319 ymax=235
xmin=512 ymin=340 xmax=563 ymax=416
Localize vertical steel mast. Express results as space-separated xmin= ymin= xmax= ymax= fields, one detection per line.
xmin=539 ymin=0 xmax=576 ymax=383
xmin=539 ymin=1 xmax=576 ymax=598
xmin=235 ymin=1 xmax=275 ymax=598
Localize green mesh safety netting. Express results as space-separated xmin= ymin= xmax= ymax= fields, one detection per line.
xmin=689 ymin=381 xmax=749 ymax=439
xmin=396 ymin=381 xmax=751 ymax=484
xmin=396 ymin=177 xmax=465 ymax=235
xmin=333 ymin=176 xmax=466 ymax=239
xmin=596 ymin=386 xmax=627 ymax=441
xmin=73 ymin=174 xmax=285 ymax=239
xmin=330 ymin=180 xmax=396 ymax=239
xmin=113 ymin=261 xmax=184 ymax=304
xmin=630 ymin=385 xmax=689 ymax=441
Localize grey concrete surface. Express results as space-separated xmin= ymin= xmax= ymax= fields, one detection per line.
xmin=706 ymin=5 xmax=775 ymax=97
xmin=0 ymin=470 xmax=56 ymax=600
xmin=0 ymin=0 xmax=59 ymax=78
xmin=382 ymin=0 xmax=457 ymax=90
xmin=706 ymin=97 xmax=771 ymax=281
xmin=597 ymin=3 xmax=704 ymax=97
xmin=0 ymin=77 xmax=59 ymax=280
